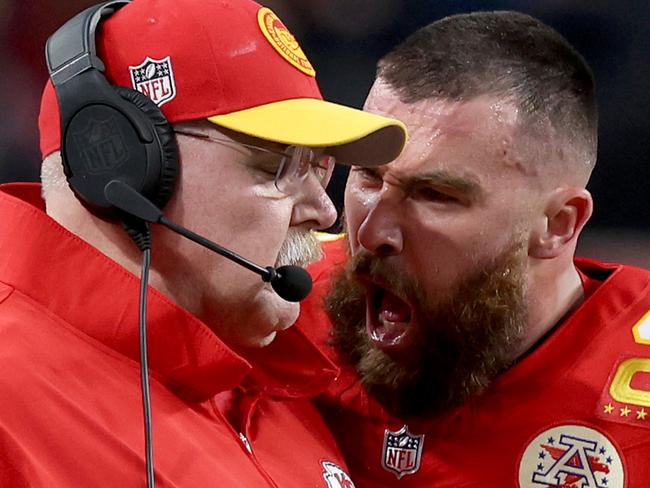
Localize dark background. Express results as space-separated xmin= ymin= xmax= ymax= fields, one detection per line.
xmin=1 ymin=0 xmax=648 ymax=264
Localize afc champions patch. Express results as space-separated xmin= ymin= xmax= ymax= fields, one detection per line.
xmin=321 ymin=461 xmax=355 ymax=488
xmin=518 ymin=424 xmax=625 ymax=488
xmin=381 ymin=425 xmax=424 ymax=479
xmin=129 ymin=56 xmax=177 ymax=106
xmin=257 ymin=7 xmax=316 ymax=77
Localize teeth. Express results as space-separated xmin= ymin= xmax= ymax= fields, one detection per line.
xmin=380 ymin=316 xmax=403 ymax=327
xmin=373 ymin=318 xmax=408 ymax=346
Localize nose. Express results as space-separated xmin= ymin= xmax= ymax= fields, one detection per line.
xmin=291 ymin=180 xmax=338 ymax=230
xmin=357 ymin=189 xmax=404 ymax=257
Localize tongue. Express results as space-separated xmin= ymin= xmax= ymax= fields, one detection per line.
xmin=379 ymin=291 xmax=411 ymax=323
xmin=369 ymin=289 xmax=412 ymax=349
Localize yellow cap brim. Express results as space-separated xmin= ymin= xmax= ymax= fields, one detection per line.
xmin=208 ymin=98 xmax=407 ymax=167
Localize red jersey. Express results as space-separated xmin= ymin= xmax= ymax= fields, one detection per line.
xmin=0 ymin=183 xmax=355 ymax=488
xmin=299 ymin=236 xmax=650 ymax=487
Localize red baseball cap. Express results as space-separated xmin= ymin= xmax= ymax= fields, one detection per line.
xmin=39 ymin=0 xmax=407 ymax=166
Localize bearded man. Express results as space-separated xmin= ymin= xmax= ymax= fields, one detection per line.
xmin=299 ymin=11 xmax=650 ymax=487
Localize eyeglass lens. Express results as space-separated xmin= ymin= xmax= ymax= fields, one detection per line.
xmin=275 ymin=146 xmax=335 ymax=194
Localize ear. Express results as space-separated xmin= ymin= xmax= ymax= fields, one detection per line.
xmin=529 ymin=187 xmax=593 ymax=259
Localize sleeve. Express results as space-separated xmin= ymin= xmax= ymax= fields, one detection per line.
xmin=0 ymin=426 xmax=39 ymax=488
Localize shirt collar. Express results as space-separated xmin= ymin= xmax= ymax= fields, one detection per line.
xmin=0 ymin=183 xmax=337 ymax=402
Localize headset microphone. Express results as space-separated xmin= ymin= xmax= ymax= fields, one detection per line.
xmin=104 ymin=179 xmax=313 ymax=302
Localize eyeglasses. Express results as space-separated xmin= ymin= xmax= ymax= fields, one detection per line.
xmin=174 ymin=128 xmax=336 ymax=195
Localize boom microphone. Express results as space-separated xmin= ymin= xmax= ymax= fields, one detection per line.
xmin=104 ymin=179 xmax=312 ymax=302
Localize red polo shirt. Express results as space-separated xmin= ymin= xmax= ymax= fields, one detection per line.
xmin=0 ymin=183 xmax=354 ymax=487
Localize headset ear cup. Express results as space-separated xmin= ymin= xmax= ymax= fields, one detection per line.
xmin=113 ymin=86 xmax=179 ymax=209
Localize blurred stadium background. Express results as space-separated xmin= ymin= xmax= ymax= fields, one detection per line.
xmin=1 ymin=0 xmax=648 ymax=265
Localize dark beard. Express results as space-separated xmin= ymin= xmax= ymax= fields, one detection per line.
xmin=325 ymin=242 xmax=528 ymax=419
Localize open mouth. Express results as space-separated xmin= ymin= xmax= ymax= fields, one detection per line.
xmin=365 ymin=282 xmax=415 ymax=354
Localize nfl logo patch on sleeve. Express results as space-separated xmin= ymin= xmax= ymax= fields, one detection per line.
xmin=518 ymin=424 xmax=625 ymax=487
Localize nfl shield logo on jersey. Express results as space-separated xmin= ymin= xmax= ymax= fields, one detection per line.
xmin=518 ymin=424 xmax=625 ymax=487
xmin=129 ymin=56 xmax=177 ymax=107
xmin=381 ymin=425 xmax=425 ymax=479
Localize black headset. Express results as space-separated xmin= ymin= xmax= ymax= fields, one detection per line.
xmin=45 ymin=0 xmax=179 ymax=218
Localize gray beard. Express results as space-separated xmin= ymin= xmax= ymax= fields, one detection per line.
xmin=276 ymin=229 xmax=323 ymax=268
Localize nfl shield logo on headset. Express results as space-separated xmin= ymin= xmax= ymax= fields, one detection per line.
xmin=70 ymin=118 xmax=128 ymax=174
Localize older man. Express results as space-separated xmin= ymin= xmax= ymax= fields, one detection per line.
xmin=0 ymin=0 xmax=406 ymax=486
xmin=300 ymin=11 xmax=650 ymax=487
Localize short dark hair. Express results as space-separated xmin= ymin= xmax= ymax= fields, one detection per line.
xmin=378 ymin=11 xmax=598 ymax=172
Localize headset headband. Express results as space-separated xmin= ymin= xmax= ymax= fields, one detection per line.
xmin=46 ymin=1 xmax=130 ymax=87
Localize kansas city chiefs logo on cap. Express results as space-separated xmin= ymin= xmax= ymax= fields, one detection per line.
xmin=129 ymin=56 xmax=177 ymax=106
xmin=257 ymin=7 xmax=316 ymax=77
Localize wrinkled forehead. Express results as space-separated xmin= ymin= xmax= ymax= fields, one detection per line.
xmin=367 ymin=83 xmax=527 ymax=177
xmin=364 ymin=79 xmax=519 ymax=136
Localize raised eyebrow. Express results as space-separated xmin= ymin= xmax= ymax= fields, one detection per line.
xmin=398 ymin=170 xmax=483 ymax=197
